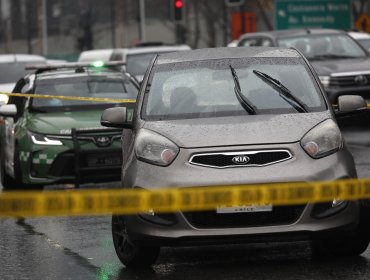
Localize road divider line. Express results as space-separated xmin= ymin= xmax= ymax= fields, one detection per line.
xmin=0 ymin=92 xmax=136 ymax=103
xmin=1 ymin=178 xmax=370 ymax=218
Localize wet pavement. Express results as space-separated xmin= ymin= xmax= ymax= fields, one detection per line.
xmin=1 ymin=118 xmax=370 ymax=280
xmin=2 ymin=214 xmax=370 ymax=280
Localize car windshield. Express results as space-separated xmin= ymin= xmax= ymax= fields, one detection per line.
xmin=277 ymin=34 xmax=367 ymax=60
xmin=143 ymin=58 xmax=326 ymax=121
xmin=357 ymin=39 xmax=370 ymax=52
xmin=31 ymin=73 xmax=138 ymax=112
xmin=0 ymin=62 xmax=42 ymax=83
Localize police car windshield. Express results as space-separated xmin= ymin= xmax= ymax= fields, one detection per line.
xmin=31 ymin=74 xmax=138 ymax=112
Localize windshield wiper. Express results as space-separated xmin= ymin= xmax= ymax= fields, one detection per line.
xmin=229 ymin=65 xmax=257 ymax=115
xmin=252 ymin=70 xmax=309 ymax=113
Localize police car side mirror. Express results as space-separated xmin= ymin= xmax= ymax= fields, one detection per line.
xmin=101 ymin=107 xmax=133 ymax=129
xmin=0 ymin=104 xmax=17 ymax=117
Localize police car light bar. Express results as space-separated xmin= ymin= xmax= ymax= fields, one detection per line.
xmin=25 ymin=61 xmax=126 ymax=71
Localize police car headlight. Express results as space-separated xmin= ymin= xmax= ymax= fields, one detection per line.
xmin=31 ymin=134 xmax=63 ymax=146
xmin=135 ymin=129 xmax=179 ymax=166
xmin=301 ymin=119 xmax=342 ymax=159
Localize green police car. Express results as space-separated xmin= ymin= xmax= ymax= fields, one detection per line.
xmin=0 ymin=62 xmax=138 ymax=190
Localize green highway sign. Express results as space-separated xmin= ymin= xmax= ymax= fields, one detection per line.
xmin=275 ymin=0 xmax=352 ymax=30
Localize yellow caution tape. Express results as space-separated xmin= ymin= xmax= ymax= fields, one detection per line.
xmin=0 ymin=92 xmax=136 ymax=103
xmin=1 ymin=178 xmax=370 ymax=218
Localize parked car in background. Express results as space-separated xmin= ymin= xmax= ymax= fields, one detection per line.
xmin=0 ymin=54 xmax=46 ymax=104
xmin=348 ymin=31 xmax=370 ymax=53
xmin=0 ymin=62 xmax=139 ymax=190
xmin=78 ymin=43 xmax=191 ymax=82
xmin=236 ymin=29 xmax=370 ymax=104
xmin=101 ymin=47 xmax=369 ymax=267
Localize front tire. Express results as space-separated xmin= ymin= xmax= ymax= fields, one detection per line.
xmin=112 ymin=215 xmax=160 ymax=267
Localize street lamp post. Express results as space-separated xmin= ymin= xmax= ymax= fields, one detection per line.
xmin=139 ymin=0 xmax=146 ymax=42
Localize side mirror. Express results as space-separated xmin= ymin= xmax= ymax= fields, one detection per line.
xmin=100 ymin=107 xmax=133 ymax=129
xmin=335 ymin=95 xmax=367 ymax=118
xmin=0 ymin=104 xmax=17 ymax=117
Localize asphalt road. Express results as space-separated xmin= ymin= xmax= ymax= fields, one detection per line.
xmin=1 ymin=118 xmax=370 ymax=280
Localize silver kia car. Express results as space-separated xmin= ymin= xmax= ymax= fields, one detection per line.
xmin=101 ymin=47 xmax=370 ymax=267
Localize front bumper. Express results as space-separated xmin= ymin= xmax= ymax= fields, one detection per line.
xmin=126 ymin=202 xmax=358 ymax=246
xmin=122 ymin=142 xmax=358 ymax=246
xmin=20 ymin=131 xmax=123 ymax=185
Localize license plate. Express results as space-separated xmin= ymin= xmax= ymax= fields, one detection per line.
xmin=216 ymin=204 xmax=273 ymax=214
xmin=87 ymin=155 xmax=121 ymax=167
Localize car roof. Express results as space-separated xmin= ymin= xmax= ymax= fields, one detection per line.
xmin=123 ymin=45 xmax=191 ymax=55
xmin=78 ymin=49 xmax=114 ymax=62
xmin=238 ymin=28 xmax=346 ymax=40
xmin=155 ymin=47 xmax=301 ymax=65
xmin=348 ymin=31 xmax=370 ymax=39
xmin=0 ymin=54 xmax=46 ymax=63
xmin=36 ymin=69 xmax=124 ymax=81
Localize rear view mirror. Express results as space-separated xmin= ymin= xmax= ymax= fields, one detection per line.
xmin=0 ymin=104 xmax=17 ymax=117
xmin=335 ymin=95 xmax=367 ymax=118
xmin=100 ymin=107 xmax=133 ymax=129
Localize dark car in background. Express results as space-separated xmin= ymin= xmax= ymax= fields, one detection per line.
xmin=101 ymin=47 xmax=369 ymax=267
xmin=0 ymin=62 xmax=138 ymax=190
xmin=236 ymin=29 xmax=370 ymax=104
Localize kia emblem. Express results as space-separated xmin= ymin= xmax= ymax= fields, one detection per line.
xmin=232 ymin=155 xmax=250 ymax=164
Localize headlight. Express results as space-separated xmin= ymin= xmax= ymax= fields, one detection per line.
xmin=318 ymin=76 xmax=330 ymax=88
xmin=135 ymin=129 xmax=179 ymax=166
xmin=301 ymin=119 xmax=342 ymax=159
xmin=31 ymin=134 xmax=63 ymax=146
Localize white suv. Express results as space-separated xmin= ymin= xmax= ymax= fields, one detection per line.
xmin=0 ymin=54 xmax=46 ymax=103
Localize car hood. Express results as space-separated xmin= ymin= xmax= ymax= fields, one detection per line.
xmin=142 ymin=112 xmax=331 ymax=148
xmin=26 ymin=110 xmax=107 ymax=135
xmin=310 ymin=57 xmax=370 ymax=76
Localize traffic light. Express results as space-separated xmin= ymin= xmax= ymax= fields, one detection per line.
xmin=173 ymin=0 xmax=184 ymax=22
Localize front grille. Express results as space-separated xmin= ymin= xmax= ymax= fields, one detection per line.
xmin=49 ymin=150 xmax=121 ymax=179
xmin=183 ymin=205 xmax=305 ymax=229
xmin=330 ymin=74 xmax=370 ymax=88
xmin=190 ymin=150 xmax=292 ymax=168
